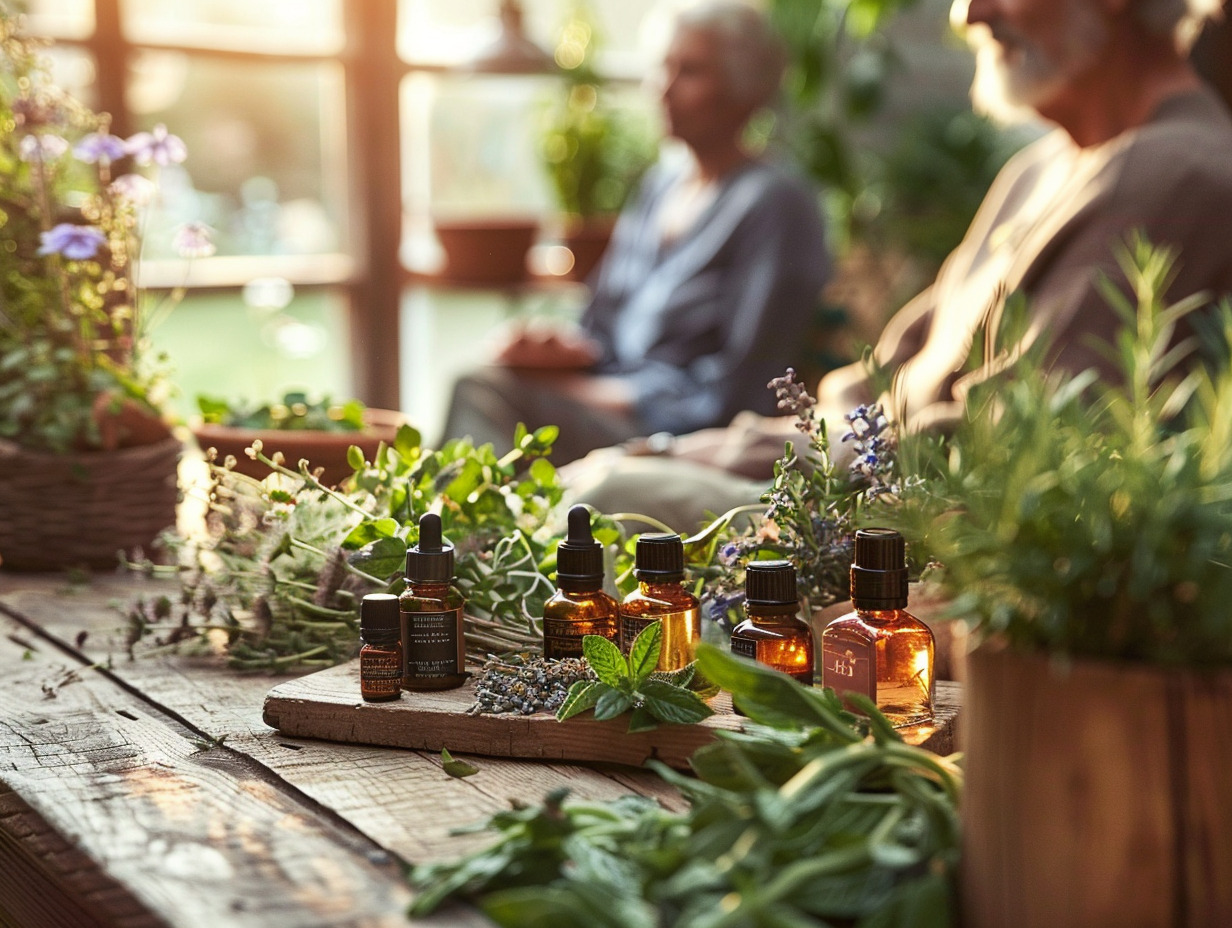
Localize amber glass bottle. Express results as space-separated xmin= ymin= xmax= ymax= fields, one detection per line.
xmin=543 ymin=505 xmax=619 ymax=659
xmin=821 ymin=528 xmax=934 ymax=726
xmin=400 ymin=512 xmax=468 ymax=691
xmin=619 ymin=533 xmax=700 ymax=672
xmin=730 ymin=560 xmax=815 ymax=684
xmin=359 ymin=593 xmax=403 ymax=702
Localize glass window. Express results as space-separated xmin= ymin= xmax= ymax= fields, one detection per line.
xmin=120 ymin=0 xmax=344 ymax=54
xmin=20 ymin=0 xmax=94 ymax=39
xmin=127 ymin=52 xmax=349 ymax=259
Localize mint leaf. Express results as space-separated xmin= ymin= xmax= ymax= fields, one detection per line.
xmin=627 ymin=622 xmax=662 ymax=684
xmin=583 ymin=634 xmax=628 ymax=687
xmin=639 ymin=679 xmax=714 ymax=725
xmin=556 ymin=680 xmax=605 ymax=722
xmin=626 ymin=706 xmax=660 ymax=733
xmin=441 ymin=747 xmax=479 ymax=778
xmin=593 ymin=688 xmax=634 ymax=721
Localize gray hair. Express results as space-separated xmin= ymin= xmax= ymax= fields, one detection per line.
xmin=1134 ymin=0 xmax=1224 ymax=50
xmin=671 ymin=1 xmax=788 ymax=109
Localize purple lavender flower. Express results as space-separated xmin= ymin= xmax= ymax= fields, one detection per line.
xmin=37 ymin=223 xmax=107 ymax=260
xmin=125 ymin=124 xmax=187 ymax=166
xmin=19 ymin=133 xmax=69 ymax=163
xmin=74 ymin=132 xmax=128 ymax=164
xmin=173 ymin=221 xmax=216 ymax=258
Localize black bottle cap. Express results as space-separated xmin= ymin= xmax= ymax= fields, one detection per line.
xmin=360 ymin=593 xmax=401 ymax=631
xmin=744 ymin=559 xmax=798 ymax=605
xmin=406 ymin=512 xmax=454 ymax=583
xmin=633 ymin=532 xmax=684 ymax=581
xmin=850 ymin=528 xmax=909 ymax=610
xmin=556 ymin=505 xmax=603 ymax=584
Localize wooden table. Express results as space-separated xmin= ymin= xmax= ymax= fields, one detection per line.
xmin=0 ymin=570 xmax=958 ymax=928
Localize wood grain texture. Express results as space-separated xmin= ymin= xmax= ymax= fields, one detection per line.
xmin=0 ymin=612 xmax=413 ymax=928
xmin=264 ymin=662 xmax=961 ymax=764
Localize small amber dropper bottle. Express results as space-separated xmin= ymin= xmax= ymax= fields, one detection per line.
xmin=821 ymin=528 xmax=934 ymax=726
xmin=359 ymin=593 xmax=403 ymax=702
xmin=619 ymin=532 xmax=700 ymax=671
xmin=399 ymin=512 xmax=468 ymax=691
xmin=730 ymin=560 xmax=815 ymax=684
xmin=542 ymin=505 xmax=619 ymax=659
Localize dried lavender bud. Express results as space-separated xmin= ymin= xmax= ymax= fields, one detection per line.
xmin=467 ymin=655 xmax=595 ymax=716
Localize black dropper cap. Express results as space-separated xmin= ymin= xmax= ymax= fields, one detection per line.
xmin=850 ymin=528 xmax=909 ymax=610
xmin=633 ymin=532 xmax=684 ymax=581
xmin=360 ymin=593 xmax=400 ymax=631
xmin=556 ymin=505 xmax=603 ymax=585
xmin=745 ymin=559 xmax=798 ymax=605
xmin=406 ymin=512 xmax=454 ymax=583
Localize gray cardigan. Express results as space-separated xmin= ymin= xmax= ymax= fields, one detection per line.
xmin=581 ymin=157 xmax=829 ymax=434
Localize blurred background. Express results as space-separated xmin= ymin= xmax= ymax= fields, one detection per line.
xmin=16 ymin=0 xmax=1232 ymax=441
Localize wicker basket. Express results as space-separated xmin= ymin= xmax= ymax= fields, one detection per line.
xmin=0 ymin=436 xmax=181 ymax=571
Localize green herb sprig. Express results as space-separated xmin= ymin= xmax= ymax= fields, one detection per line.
xmin=410 ymin=645 xmax=962 ymax=927
xmin=555 ymin=626 xmax=713 ymax=733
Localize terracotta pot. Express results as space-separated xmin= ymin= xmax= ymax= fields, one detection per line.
xmin=432 ymin=218 xmax=538 ymax=285
xmin=192 ymin=408 xmax=406 ymax=488
xmin=0 ymin=436 xmax=181 ymax=571
xmin=962 ymin=644 xmax=1232 ymax=928
xmin=560 ymin=215 xmax=616 ymax=282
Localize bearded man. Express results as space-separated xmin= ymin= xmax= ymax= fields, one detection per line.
xmin=562 ymin=0 xmax=1232 ymax=529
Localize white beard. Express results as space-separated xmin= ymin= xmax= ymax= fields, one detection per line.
xmin=965 ymin=1 xmax=1109 ymax=125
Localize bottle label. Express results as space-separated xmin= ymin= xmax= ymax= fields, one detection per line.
xmin=404 ymin=608 xmax=463 ymax=678
xmin=361 ymin=648 xmax=402 ymax=698
xmin=730 ymin=636 xmax=757 ymax=661
xmin=822 ymin=639 xmax=875 ymax=702
xmin=543 ymin=618 xmax=586 ymax=659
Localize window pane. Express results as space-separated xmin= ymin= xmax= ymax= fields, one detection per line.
xmin=19 ymin=0 xmax=93 ymax=39
xmin=151 ymin=289 xmax=353 ymax=421
xmin=120 ymin=0 xmax=344 ymax=54
xmin=398 ymin=0 xmax=659 ymax=74
xmin=128 ymin=52 xmax=348 ymax=260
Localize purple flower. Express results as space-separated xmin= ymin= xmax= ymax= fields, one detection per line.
xmin=173 ymin=221 xmax=216 ymax=258
xmin=74 ymin=132 xmax=128 ymax=164
xmin=125 ymin=124 xmax=187 ymax=166
xmin=37 ymin=223 xmax=107 ymax=260
xmin=19 ymin=133 xmax=69 ymax=162
xmin=109 ymin=173 xmax=157 ymax=206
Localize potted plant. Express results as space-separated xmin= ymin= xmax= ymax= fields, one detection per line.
xmin=891 ymin=240 xmax=1232 ymax=926
xmin=192 ymin=391 xmax=405 ymax=487
xmin=539 ymin=4 xmax=655 ymax=281
xmin=0 ymin=11 xmax=209 ymax=570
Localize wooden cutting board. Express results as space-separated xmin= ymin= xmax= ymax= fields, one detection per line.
xmin=263 ymin=661 xmax=961 ymax=769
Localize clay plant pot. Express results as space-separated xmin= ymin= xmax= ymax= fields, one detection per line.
xmin=962 ymin=643 xmax=1232 ymax=928
xmin=192 ymin=408 xmax=406 ymax=488
xmin=0 ymin=436 xmax=181 ymax=571
xmin=432 ymin=218 xmax=539 ymax=286
xmin=560 ymin=215 xmax=616 ymax=283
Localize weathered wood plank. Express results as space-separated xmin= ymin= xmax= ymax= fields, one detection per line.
xmin=0 ymin=613 xmax=413 ymax=928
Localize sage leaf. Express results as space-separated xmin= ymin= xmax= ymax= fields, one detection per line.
xmin=556 ymin=680 xmax=605 ymax=722
xmin=440 ymin=747 xmax=479 ymax=778
xmin=348 ymin=536 xmax=407 ymax=577
xmin=639 ymin=679 xmax=713 ymax=725
xmin=627 ymin=622 xmax=662 ymax=684
xmin=583 ymin=634 xmax=628 ymax=687
xmin=593 ymin=688 xmax=635 ymax=721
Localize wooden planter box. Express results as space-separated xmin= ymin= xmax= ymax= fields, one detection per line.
xmin=962 ymin=644 xmax=1232 ymax=928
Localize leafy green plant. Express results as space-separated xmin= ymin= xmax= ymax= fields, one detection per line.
xmin=555 ymin=626 xmax=713 ymax=732
xmin=196 ymin=390 xmax=366 ymax=432
xmin=891 ymin=237 xmax=1232 ymax=665
xmin=540 ymin=3 xmax=656 ymax=220
xmin=409 ymin=644 xmax=962 ymax=927
xmin=0 ymin=9 xmax=208 ymax=453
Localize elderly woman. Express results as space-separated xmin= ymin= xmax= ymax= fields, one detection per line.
xmin=438 ymin=0 xmax=830 ymax=465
